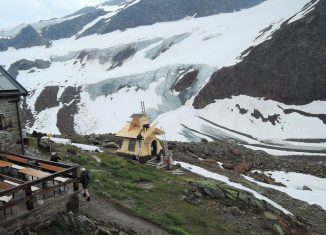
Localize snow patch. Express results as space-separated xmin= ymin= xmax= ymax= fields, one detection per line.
xmin=243 ymin=171 xmax=326 ymax=210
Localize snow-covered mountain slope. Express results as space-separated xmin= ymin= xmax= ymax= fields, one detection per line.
xmin=0 ymin=0 xmax=265 ymax=51
xmin=0 ymin=0 xmax=325 ymax=154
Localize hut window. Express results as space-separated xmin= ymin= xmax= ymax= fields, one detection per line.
xmin=0 ymin=114 xmax=5 ymax=130
xmin=0 ymin=115 xmax=13 ymax=130
xmin=128 ymin=139 xmax=136 ymax=152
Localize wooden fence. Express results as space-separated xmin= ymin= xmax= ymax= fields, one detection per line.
xmin=0 ymin=152 xmax=79 ymax=214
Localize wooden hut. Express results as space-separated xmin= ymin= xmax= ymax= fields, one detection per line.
xmin=0 ymin=66 xmax=28 ymax=154
xmin=116 ymin=110 xmax=165 ymax=161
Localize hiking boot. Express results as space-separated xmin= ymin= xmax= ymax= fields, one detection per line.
xmin=83 ymin=193 xmax=86 ymax=197
xmin=87 ymin=197 xmax=91 ymax=201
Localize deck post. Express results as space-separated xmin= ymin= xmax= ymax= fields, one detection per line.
xmin=26 ymin=186 xmax=33 ymax=210
xmin=72 ymin=167 xmax=79 ymax=191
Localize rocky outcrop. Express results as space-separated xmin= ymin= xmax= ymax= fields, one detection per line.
xmin=169 ymin=140 xmax=326 ymax=178
xmin=0 ymin=25 xmax=45 ymax=51
xmin=8 ymin=59 xmax=51 ymax=78
xmin=57 ymin=86 xmax=82 ymax=135
xmin=34 ymin=86 xmax=60 ymax=113
xmin=79 ymin=0 xmax=265 ymax=37
xmin=41 ymin=211 xmax=138 ymax=235
xmin=174 ymin=69 xmax=199 ymax=92
xmin=251 ymin=109 xmax=280 ymax=126
xmin=184 ymin=181 xmax=309 ymax=235
xmin=41 ymin=10 xmax=106 ymax=40
xmin=194 ymin=0 xmax=326 ymax=108
xmin=20 ymin=96 xmax=36 ymax=129
xmin=145 ymin=33 xmax=191 ymax=60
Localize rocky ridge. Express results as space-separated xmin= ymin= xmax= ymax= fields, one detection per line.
xmin=194 ymin=0 xmax=326 ymax=108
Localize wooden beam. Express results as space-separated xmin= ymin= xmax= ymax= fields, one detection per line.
xmin=0 ymin=152 xmax=73 ymax=169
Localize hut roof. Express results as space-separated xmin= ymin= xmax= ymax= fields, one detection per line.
xmin=0 ymin=66 xmax=28 ymax=97
xmin=130 ymin=113 xmax=146 ymax=119
xmin=116 ymin=125 xmax=164 ymax=139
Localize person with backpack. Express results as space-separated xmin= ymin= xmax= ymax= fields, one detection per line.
xmin=79 ymin=167 xmax=91 ymax=201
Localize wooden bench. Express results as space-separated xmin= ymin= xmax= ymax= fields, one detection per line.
xmin=39 ymin=163 xmax=65 ymax=172
xmin=0 ymin=195 xmax=13 ymax=216
xmin=3 ymin=180 xmax=39 ymax=192
xmin=6 ymin=155 xmax=28 ymax=164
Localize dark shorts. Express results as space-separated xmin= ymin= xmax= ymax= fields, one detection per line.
xmin=82 ymin=184 xmax=89 ymax=190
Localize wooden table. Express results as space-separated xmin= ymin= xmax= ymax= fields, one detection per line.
xmin=0 ymin=182 xmax=13 ymax=191
xmin=19 ymin=168 xmax=51 ymax=179
xmin=6 ymin=155 xmax=28 ymax=164
xmin=0 ymin=160 xmax=12 ymax=168
xmin=39 ymin=163 xmax=64 ymax=172
xmin=0 ymin=160 xmax=12 ymax=174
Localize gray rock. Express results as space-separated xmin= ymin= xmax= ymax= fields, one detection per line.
xmin=194 ymin=191 xmax=203 ymax=198
xmin=102 ymin=141 xmax=119 ymax=149
xmin=226 ymin=206 xmax=243 ymax=216
xmin=238 ymin=192 xmax=250 ymax=204
xmin=272 ymin=224 xmax=284 ymax=235
xmin=202 ymin=187 xmax=215 ymax=198
xmin=8 ymin=59 xmax=51 ymax=78
xmin=89 ymin=138 xmax=101 ymax=145
xmin=263 ymin=211 xmax=278 ymax=220
xmin=211 ymin=186 xmax=225 ymax=199
xmin=0 ymin=25 xmax=45 ymax=52
xmin=302 ymin=185 xmax=312 ymax=191
xmin=249 ymin=198 xmax=265 ymax=210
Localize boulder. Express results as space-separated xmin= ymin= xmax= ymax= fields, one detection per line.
xmin=88 ymin=138 xmax=101 ymax=145
xmin=226 ymin=206 xmax=243 ymax=216
xmin=249 ymin=198 xmax=265 ymax=210
xmin=238 ymin=192 xmax=250 ymax=204
xmin=272 ymin=224 xmax=284 ymax=235
xmin=194 ymin=191 xmax=203 ymax=198
xmin=234 ymin=162 xmax=253 ymax=174
xmin=302 ymin=186 xmax=312 ymax=191
xmin=201 ymin=138 xmax=208 ymax=143
xmin=264 ymin=211 xmax=278 ymax=220
xmin=102 ymin=142 xmax=119 ymax=149
xmin=222 ymin=162 xmax=235 ymax=170
xmin=202 ymin=187 xmax=215 ymax=198
xmin=211 ymin=187 xmax=225 ymax=199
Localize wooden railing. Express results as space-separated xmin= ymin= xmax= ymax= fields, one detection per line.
xmin=0 ymin=152 xmax=80 ymax=214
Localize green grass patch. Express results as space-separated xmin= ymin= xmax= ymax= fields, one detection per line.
xmin=71 ymin=153 xmax=245 ymax=235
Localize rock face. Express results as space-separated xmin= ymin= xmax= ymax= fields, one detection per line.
xmin=193 ymin=0 xmax=326 ymax=108
xmin=57 ymin=86 xmax=82 ymax=135
xmin=41 ymin=9 xmax=106 ymax=40
xmin=8 ymin=59 xmax=51 ymax=78
xmin=174 ymin=69 xmax=199 ymax=92
xmin=78 ymin=0 xmax=265 ymax=37
xmin=0 ymin=25 xmax=45 ymax=51
xmin=34 ymin=86 xmax=60 ymax=113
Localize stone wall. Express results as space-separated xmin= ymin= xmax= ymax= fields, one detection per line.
xmin=0 ymin=97 xmax=23 ymax=154
xmin=0 ymin=192 xmax=79 ymax=235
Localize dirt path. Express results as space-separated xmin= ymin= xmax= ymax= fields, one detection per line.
xmin=79 ymin=193 xmax=170 ymax=235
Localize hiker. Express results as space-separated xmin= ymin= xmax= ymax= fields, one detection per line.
xmin=50 ymin=154 xmax=61 ymax=162
xmin=31 ymin=131 xmax=47 ymax=149
xmin=79 ymin=167 xmax=91 ymax=201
